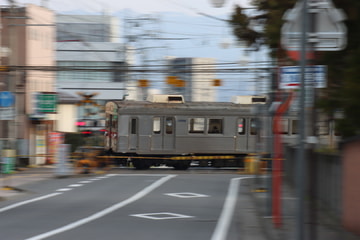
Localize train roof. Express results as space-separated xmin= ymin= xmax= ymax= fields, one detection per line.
xmin=105 ymin=99 xmax=263 ymax=116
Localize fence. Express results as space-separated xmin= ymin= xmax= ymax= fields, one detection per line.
xmin=283 ymin=146 xmax=342 ymax=219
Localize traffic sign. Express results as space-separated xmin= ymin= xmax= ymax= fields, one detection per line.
xmin=279 ymin=65 xmax=327 ymax=89
xmin=0 ymin=91 xmax=15 ymax=107
xmin=0 ymin=107 xmax=15 ymax=120
xmin=281 ymin=0 xmax=347 ymax=51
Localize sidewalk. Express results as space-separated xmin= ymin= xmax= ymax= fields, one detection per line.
xmin=248 ymin=175 xmax=360 ymax=240
xmin=0 ymin=166 xmax=66 ymax=201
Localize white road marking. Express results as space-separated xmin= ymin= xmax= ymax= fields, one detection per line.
xmin=211 ymin=176 xmax=253 ymax=240
xmin=68 ymin=184 xmax=83 ymax=187
xmin=131 ymin=212 xmax=194 ymax=220
xmin=0 ymin=193 xmax=63 ymax=213
xmin=97 ymin=176 xmax=109 ymax=179
xmin=79 ymin=181 xmax=92 ymax=184
xmin=164 ymin=192 xmax=209 ymax=198
xmin=25 ymin=174 xmax=177 ymax=240
xmin=56 ymin=188 xmax=72 ymax=192
xmin=106 ymin=174 xmax=118 ymax=177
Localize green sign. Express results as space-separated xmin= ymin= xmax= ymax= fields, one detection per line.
xmin=37 ymin=93 xmax=57 ymax=113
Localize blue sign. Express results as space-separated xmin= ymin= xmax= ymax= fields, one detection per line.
xmin=0 ymin=91 xmax=15 ymax=107
xmin=280 ymin=65 xmax=327 ymax=89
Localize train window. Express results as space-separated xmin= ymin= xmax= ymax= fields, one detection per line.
xmin=250 ymin=118 xmax=257 ymax=135
xmin=130 ymin=118 xmax=137 ymax=134
xmin=280 ymin=119 xmax=289 ymax=134
xmin=166 ymin=117 xmax=173 ymax=134
xmin=292 ymin=120 xmax=299 ymax=134
xmin=153 ymin=117 xmax=161 ymax=134
xmin=188 ymin=118 xmax=205 ymax=133
xmin=208 ymin=119 xmax=223 ymax=134
xmin=237 ymin=118 xmax=246 ymax=135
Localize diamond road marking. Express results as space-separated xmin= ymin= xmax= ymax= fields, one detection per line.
xmin=131 ymin=212 xmax=194 ymax=220
xmin=164 ymin=192 xmax=210 ymax=198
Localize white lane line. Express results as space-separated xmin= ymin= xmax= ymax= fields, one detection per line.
xmin=0 ymin=193 xmax=63 ymax=213
xmin=79 ymin=181 xmax=92 ymax=184
xmin=68 ymin=184 xmax=83 ymax=187
xmin=56 ymin=188 xmax=72 ymax=192
xmin=25 ymin=174 xmax=177 ymax=240
xmin=97 ymin=176 xmax=109 ymax=179
xmin=211 ymin=176 xmax=253 ymax=240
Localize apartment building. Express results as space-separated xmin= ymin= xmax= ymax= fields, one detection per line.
xmin=166 ymin=57 xmax=217 ymax=102
xmin=55 ymin=14 xmax=131 ymax=133
xmin=0 ymin=4 xmax=56 ymax=165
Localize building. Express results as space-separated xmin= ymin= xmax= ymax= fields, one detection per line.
xmin=55 ymin=14 xmax=132 ymax=133
xmin=56 ymin=14 xmax=119 ymax=43
xmin=166 ymin=57 xmax=217 ymax=102
xmin=0 ymin=4 xmax=56 ymax=166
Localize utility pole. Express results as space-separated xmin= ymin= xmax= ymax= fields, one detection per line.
xmin=281 ymin=1 xmax=347 ymax=239
xmin=123 ymin=14 xmax=161 ymax=100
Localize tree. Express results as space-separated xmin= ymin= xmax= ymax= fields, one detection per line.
xmin=229 ymin=0 xmax=360 ymax=138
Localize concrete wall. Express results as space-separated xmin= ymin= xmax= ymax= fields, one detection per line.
xmin=341 ymin=139 xmax=360 ymax=235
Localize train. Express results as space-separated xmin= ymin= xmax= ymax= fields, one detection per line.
xmin=103 ymin=94 xmax=339 ymax=170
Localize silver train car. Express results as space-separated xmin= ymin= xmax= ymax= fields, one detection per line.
xmin=104 ymin=95 xmax=340 ymax=169
xmin=104 ymin=95 xmax=267 ymax=169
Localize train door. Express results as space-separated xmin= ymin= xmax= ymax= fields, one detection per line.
xmin=110 ymin=114 xmax=118 ymax=151
xmin=235 ymin=118 xmax=258 ymax=152
xmin=236 ymin=118 xmax=247 ymax=151
xmin=151 ymin=116 xmax=175 ymax=151
xmin=129 ymin=118 xmax=138 ymax=150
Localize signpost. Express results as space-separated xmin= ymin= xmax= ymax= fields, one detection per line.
xmin=36 ymin=93 xmax=57 ymax=113
xmin=0 ymin=91 xmax=15 ymax=120
xmin=281 ymin=0 xmax=347 ymax=51
xmin=281 ymin=1 xmax=347 ymax=239
xmin=282 ymin=0 xmax=347 ymax=240
xmin=0 ymin=91 xmax=15 ymax=107
xmin=279 ymin=65 xmax=327 ymax=89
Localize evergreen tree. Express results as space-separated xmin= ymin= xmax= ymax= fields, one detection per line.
xmin=229 ymin=0 xmax=360 ymax=137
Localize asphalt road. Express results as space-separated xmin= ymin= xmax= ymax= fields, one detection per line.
xmin=0 ymin=170 xmax=257 ymax=240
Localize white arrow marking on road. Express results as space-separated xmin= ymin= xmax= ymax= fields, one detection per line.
xmin=25 ymin=174 xmax=176 ymax=240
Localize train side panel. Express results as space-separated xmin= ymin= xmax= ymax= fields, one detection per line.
xmin=114 ymin=112 xmax=258 ymax=155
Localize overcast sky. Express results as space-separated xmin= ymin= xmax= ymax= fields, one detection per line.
xmin=10 ymin=0 xmax=268 ymax=101
xmin=13 ymin=0 xmax=251 ymax=15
